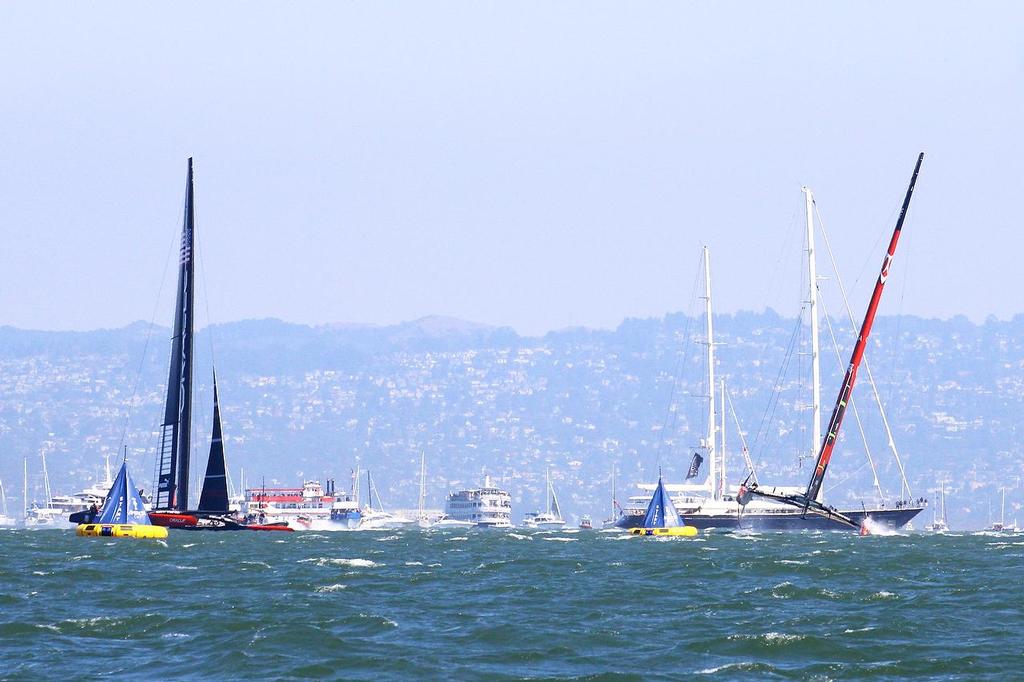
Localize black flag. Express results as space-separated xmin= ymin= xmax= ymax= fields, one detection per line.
xmin=686 ymin=453 xmax=704 ymax=480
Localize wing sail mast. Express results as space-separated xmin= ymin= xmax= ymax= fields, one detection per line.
xmin=155 ymin=158 xmax=196 ymax=512
xmin=743 ymin=153 xmax=924 ymax=528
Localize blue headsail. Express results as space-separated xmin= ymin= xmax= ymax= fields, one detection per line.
xmin=97 ymin=462 xmax=152 ymax=525
xmin=642 ymin=475 xmax=681 ymax=528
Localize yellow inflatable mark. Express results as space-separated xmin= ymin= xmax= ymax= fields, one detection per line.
xmin=630 ymin=526 xmax=699 ymax=537
xmin=76 ymin=524 xmax=169 ymax=539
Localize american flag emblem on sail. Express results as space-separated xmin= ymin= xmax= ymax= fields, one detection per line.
xmin=180 ymin=227 xmax=192 ymax=264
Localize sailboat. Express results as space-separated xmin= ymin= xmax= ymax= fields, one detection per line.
xmin=77 ymin=461 xmax=168 ymax=539
xmin=738 ymin=154 xmax=926 ymax=533
xmin=358 ymin=471 xmax=414 ymax=529
xmin=122 ymin=159 xmax=288 ymax=532
xmin=615 ymin=246 xmax=733 ymax=528
xmin=523 ymin=467 xmax=566 ymax=528
xmin=924 ymin=482 xmax=950 ymax=532
xmin=416 ymin=452 xmax=432 ymax=528
xmin=601 ymin=465 xmax=622 ymax=529
xmin=629 ymin=473 xmax=697 ymax=537
xmin=0 ymin=479 xmax=16 ymax=527
xmin=987 ymin=488 xmax=1017 ymax=532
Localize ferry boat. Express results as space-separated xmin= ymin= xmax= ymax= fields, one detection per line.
xmin=444 ymin=475 xmax=512 ymax=528
xmin=245 ymin=480 xmax=337 ymax=528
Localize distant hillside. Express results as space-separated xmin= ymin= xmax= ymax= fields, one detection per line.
xmin=2 ymin=312 xmax=1023 ymax=529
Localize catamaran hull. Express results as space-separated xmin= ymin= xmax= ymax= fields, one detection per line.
xmin=616 ymin=506 xmax=924 ymax=532
xmin=149 ymin=512 xmax=293 ymax=532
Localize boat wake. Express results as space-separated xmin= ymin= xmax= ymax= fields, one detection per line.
xmin=862 ymin=518 xmax=902 ymax=536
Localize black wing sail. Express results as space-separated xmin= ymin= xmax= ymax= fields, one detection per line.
xmin=198 ymin=373 xmax=230 ymax=514
xmin=155 ymin=158 xmax=196 ymax=512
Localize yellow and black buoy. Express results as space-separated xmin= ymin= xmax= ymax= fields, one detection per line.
xmin=630 ymin=526 xmax=698 ymax=537
xmin=77 ymin=523 xmax=168 ymax=539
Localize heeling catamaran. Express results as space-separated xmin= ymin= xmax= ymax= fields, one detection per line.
xmin=737 ymin=153 xmax=927 ymax=533
xmin=138 ymin=159 xmax=289 ymax=532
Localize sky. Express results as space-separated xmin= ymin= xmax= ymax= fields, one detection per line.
xmin=0 ymin=2 xmax=1021 ymax=336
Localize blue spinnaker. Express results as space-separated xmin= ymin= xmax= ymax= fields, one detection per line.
xmin=97 ymin=462 xmax=152 ymax=525
xmin=641 ymin=475 xmax=681 ymax=528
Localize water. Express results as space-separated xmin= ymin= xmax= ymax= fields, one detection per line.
xmin=1 ymin=528 xmax=1021 ymax=680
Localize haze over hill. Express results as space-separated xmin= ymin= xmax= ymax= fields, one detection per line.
xmin=1 ymin=311 xmax=1021 ymax=529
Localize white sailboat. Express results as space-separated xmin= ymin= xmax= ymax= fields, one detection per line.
xmin=988 ymin=488 xmax=1017 ymax=532
xmin=359 ymin=471 xmax=414 ymax=529
xmin=601 ymin=465 xmax=621 ymax=529
xmin=924 ymin=482 xmax=950 ymax=532
xmin=0 ymin=478 xmax=17 ymax=527
xmin=523 ymin=467 xmax=566 ymax=529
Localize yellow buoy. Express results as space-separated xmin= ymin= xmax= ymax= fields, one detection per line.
xmin=76 ymin=523 xmax=169 ymax=539
xmin=630 ymin=526 xmax=699 ymax=537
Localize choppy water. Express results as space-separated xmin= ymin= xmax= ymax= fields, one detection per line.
xmin=1 ymin=528 xmax=1022 ymax=680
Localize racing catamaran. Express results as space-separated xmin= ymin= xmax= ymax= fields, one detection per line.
xmin=139 ymin=159 xmax=289 ymax=532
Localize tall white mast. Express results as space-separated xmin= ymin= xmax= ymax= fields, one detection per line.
xmin=545 ymin=465 xmax=551 ymax=514
xmin=418 ymin=452 xmax=427 ymax=519
xmin=702 ymin=246 xmax=717 ymax=500
xmin=0 ymin=478 xmax=8 ymax=517
xmin=803 ymin=187 xmax=822 ymax=497
xmin=23 ymin=458 xmax=27 ymax=520
xmin=1001 ymin=488 xmax=1006 ymax=527
xmin=804 ymin=188 xmax=822 ymax=460
xmin=41 ymin=452 xmax=52 ymax=507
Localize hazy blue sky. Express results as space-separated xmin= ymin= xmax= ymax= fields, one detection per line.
xmin=1 ymin=2 xmax=1020 ymax=335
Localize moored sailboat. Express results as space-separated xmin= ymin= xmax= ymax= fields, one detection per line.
xmin=739 ymin=154 xmax=927 ymax=533
xmin=523 ymin=466 xmax=566 ymax=529
xmin=924 ymin=482 xmax=950 ymax=532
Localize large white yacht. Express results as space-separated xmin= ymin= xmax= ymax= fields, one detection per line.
xmin=444 ymin=475 xmax=512 ymax=528
xmin=24 ymin=455 xmax=115 ymax=529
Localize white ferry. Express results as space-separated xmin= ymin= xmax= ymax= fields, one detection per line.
xmin=245 ymin=480 xmax=337 ymax=528
xmin=444 ymin=475 xmax=512 ymax=528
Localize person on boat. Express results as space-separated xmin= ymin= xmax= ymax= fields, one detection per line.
xmin=87 ymin=503 xmax=99 ymax=522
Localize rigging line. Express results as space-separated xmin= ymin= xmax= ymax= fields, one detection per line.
xmin=849 ymin=201 xmax=900 ymax=293
xmin=819 ymin=293 xmax=885 ymax=502
xmin=750 ymin=313 xmax=802 ymax=464
xmin=725 ymin=383 xmax=758 ymax=484
xmin=653 ymin=251 xmax=703 ymax=472
xmin=148 ymin=196 xmax=191 ymax=495
xmin=823 ymin=455 xmax=873 ymax=497
xmin=888 ymin=219 xmax=912 ymax=408
xmin=814 ymin=201 xmax=912 ymax=499
xmin=194 ymin=218 xmax=218 ymax=371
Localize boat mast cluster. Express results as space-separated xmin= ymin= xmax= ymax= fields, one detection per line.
xmin=741 ymin=153 xmax=925 ymax=529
